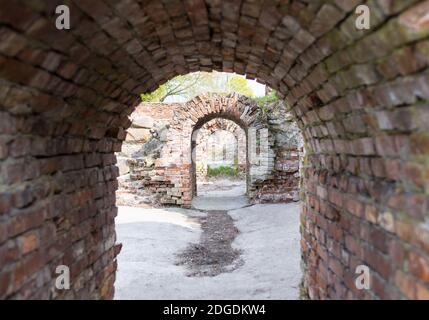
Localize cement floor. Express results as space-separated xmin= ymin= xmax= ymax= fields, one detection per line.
xmin=114 ymin=200 xmax=302 ymax=300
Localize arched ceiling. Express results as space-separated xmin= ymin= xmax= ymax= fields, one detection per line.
xmin=0 ymin=1 xmax=352 ymax=110
xmin=1 ymin=0 xmax=427 ymax=131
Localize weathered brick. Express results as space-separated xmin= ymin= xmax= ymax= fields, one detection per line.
xmin=409 ymin=251 xmax=429 ymax=282
xmin=18 ymin=231 xmax=39 ymax=255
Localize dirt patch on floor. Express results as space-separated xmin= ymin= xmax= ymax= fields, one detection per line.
xmin=175 ymin=210 xmax=243 ymax=277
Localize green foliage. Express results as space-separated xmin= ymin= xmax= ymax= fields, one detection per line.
xmin=207 ymin=165 xmax=238 ymax=177
xmin=233 ymin=158 xmax=239 ymax=167
xmin=140 ymin=72 xmax=255 ymax=103
xmin=254 ymin=90 xmax=279 ymax=112
xmin=226 ymin=76 xmax=253 ymax=97
xmin=140 ymin=86 xmax=167 ymax=102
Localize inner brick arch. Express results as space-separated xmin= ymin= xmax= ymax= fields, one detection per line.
xmin=194 ymin=118 xmax=247 ymax=183
xmin=191 ymin=118 xmax=247 ymax=196
xmin=0 ymin=0 xmax=428 ymax=300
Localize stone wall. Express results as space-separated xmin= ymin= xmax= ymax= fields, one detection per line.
xmin=116 ymin=102 xmax=184 ymax=206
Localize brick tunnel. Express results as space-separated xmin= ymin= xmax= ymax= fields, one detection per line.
xmin=0 ymin=0 xmax=429 ymax=299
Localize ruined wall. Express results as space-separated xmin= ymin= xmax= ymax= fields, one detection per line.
xmin=251 ymin=101 xmax=303 ymax=203
xmin=116 ymin=102 xmax=185 ymax=206
xmin=117 ymin=94 xmax=300 ymax=206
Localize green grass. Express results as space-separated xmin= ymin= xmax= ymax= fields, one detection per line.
xmin=207 ymin=165 xmax=238 ymax=177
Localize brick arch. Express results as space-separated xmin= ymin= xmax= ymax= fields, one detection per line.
xmin=174 ymin=93 xmax=266 ymax=132
xmin=199 ymin=118 xmax=243 ymax=136
xmin=167 ymin=93 xmax=274 ymax=199
xmin=0 ymin=0 xmax=428 ymax=300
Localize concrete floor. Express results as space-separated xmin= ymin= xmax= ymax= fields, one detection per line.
xmin=196 ymin=178 xmax=247 ymax=197
xmin=114 ymin=200 xmax=302 ymax=300
xmin=192 ymin=178 xmax=249 ymax=210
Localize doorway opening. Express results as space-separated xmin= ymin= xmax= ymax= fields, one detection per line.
xmin=193 ymin=118 xmax=247 ymax=198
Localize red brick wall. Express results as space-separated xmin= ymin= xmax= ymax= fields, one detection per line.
xmin=0 ymin=0 xmax=428 ymax=299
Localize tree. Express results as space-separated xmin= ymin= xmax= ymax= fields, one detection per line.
xmin=226 ymin=75 xmax=253 ymax=97
xmin=141 ymin=72 xmax=255 ymax=102
xmin=141 ymin=73 xmax=203 ymax=102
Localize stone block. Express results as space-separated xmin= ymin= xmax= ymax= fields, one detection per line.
xmin=116 ymin=157 xmax=130 ymax=176
xmin=126 ymin=128 xmax=151 ymax=142
xmin=132 ymin=115 xmax=154 ymax=128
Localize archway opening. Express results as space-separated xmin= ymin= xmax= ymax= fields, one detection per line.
xmin=193 ymin=119 xmax=247 ymax=198
xmin=113 ymin=71 xmax=304 ymax=299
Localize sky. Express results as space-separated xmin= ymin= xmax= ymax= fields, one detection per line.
xmin=247 ymin=78 xmax=266 ymax=97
